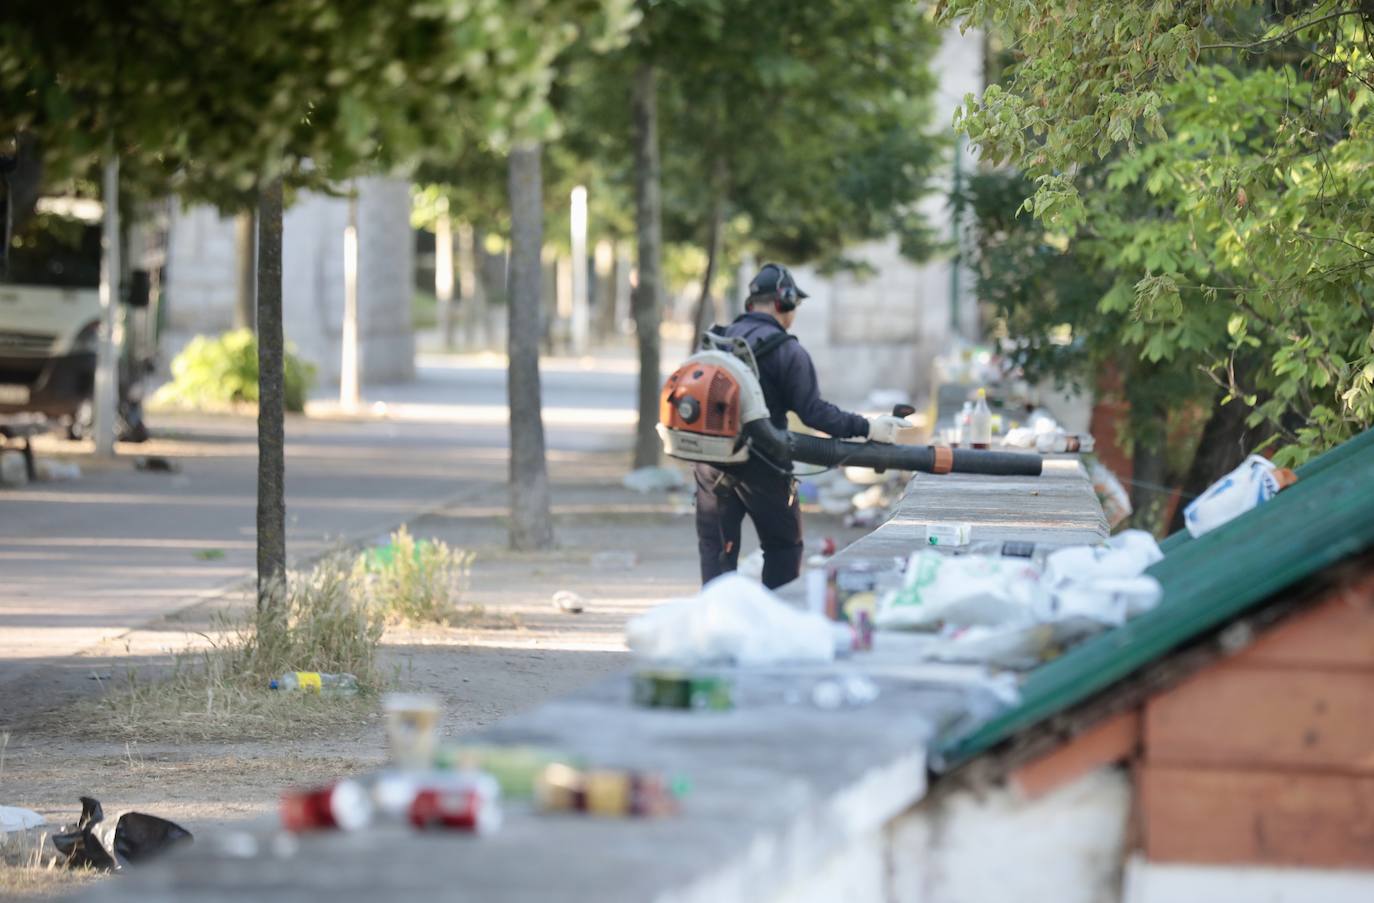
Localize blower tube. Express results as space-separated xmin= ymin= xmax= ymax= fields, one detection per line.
xmin=786 ymin=431 xmax=1042 ymax=477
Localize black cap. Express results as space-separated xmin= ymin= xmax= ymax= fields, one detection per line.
xmin=748 ymin=263 xmax=808 ymax=302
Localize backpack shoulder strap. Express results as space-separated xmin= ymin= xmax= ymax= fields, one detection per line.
xmin=751 ymin=331 xmax=797 ymax=361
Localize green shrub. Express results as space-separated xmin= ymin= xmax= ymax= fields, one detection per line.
xmin=153 ymin=329 xmax=316 ymax=413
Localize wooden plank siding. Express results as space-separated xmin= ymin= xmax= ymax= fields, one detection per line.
xmin=1139 ymin=765 xmax=1374 ymax=868
xmin=1139 ymin=575 xmax=1374 ymax=866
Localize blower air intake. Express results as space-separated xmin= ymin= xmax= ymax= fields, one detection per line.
xmin=657 ymin=341 xmax=1042 ymax=478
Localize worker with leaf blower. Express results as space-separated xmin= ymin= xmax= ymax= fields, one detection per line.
xmin=685 ymin=263 xmax=911 ymax=589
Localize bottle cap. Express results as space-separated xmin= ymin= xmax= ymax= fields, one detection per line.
xmin=269 ymin=679 xmax=279 ymax=690
xmin=977 ymin=388 xmax=987 ymax=399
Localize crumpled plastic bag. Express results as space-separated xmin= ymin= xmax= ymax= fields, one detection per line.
xmin=626 ymin=574 xmax=835 ymax=665
xmin=878 ymin=531 xmax=1166 ymax=668
xmin=51 ymin=797 xmax=192 ymax=871
xmin=1183 ymin=454 xmax=1296 ymax=538
xmin=0 ymin=805 xmax=45 ymax=834
xmin=874 ymin=551 xmax=1049 ymax=630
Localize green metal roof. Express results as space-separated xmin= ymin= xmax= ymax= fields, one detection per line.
xmin=934 ymin=426 xmax=1374 ymax=770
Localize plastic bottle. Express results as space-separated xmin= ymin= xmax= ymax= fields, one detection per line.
xmin=270 ymin=671 xmax=359 ymax=695
xmin=956 ymin=402 xmax=973 ymax=447
xmin=1033 ymin=432 xmax=1096 ymax=454
xmin=970 ymin=389 xmax=992 ymax=449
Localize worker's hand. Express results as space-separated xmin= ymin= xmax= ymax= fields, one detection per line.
xmin=865 ymin=415 xmax=911 ymax=444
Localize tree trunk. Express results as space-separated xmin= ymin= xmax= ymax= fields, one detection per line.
xmin=689 ymin=165 xmax=728 ymax=353
xmin=256 ymin=178 xmax=287 ymax=607
xmin=234 ymin=210 xmax=256 ymax=331
xmin=506 ymin=144 xmax=554 ymax=551
xmin=1166 ymin=362 xmax=1272 ymax=534
xmin=1127 ymin=391 xmax=1170 ymax=535
xmin=456 ymin=220 xmax=480 ymax=347
xmin=631 ymin=62 xmax=664 ymax=470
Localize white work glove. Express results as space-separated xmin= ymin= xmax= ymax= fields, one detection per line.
xmin=865 ymin=415 xmax=911 ymax=444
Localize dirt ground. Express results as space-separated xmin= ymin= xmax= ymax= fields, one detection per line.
xmin=0 ymin=449 xmax=864 ymax=899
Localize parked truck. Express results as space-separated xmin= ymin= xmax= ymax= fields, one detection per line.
xmin=0 ymin=197 xmax=156 ymax=441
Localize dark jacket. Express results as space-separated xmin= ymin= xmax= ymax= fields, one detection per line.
xmin=721 ymin=311 xmax=868 ymax=439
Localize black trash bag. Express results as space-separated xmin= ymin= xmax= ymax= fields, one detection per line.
xmin=51 ymin=796 xmax=193 ymax=871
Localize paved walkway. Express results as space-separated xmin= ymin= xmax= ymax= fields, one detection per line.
xmin=0 ymin=353 xmax=647 ymax=707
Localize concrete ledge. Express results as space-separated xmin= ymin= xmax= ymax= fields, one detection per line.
xmin=76 ymin=454 xmax=1106 ymax=902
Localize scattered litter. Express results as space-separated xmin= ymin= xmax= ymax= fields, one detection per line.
xmin=591 ymin=550 xmax=638 ymax=571
xmin=383 ymin=693 xmax=441 ymax=769
xmin=1085 ymin=455 xmax=1132 ymax=529
xmin=1184 ymin=454 xmax=1297 ymax=538
xmin=284 ymin=771 xmax=502 ymax=835
xmin=925 ymin=522 xmax=972 ymax=547
xmin=434 ymin=745 xmax=573 ymax=799
xmin=552 ymin=590 xmax=586 ymax=613
xmin=851 ymin=484 xmax=889 ymax=510
xmin=269 ymin=671 xmax=359 ymax=695
xmin=810 ymin=674 xmax=881 ymax=710
xmin=36 ymin=460 xmax=81 ymax=481
xmin=50 ymin=796 xmax=192 ymax=871
xmin=736 ymin=549 xmax=765 ymax=581
xmin=876 ymin=551 xmax=1047 ymax=631
xmin=0 ymin=806 xmax=44 ymax=834
xmin=844 ymin=507 xmax=887 ymax=529
xmin=535 ymin=763 xmax=682 ymax=817
xmin=626 ymin=574 xmax=835 ymax=666
xmin=133 ymin=456 xmax=179 ymax=473
xmin=633 ymin=670 xmax=733 ymax=710
xmin=877 ymin=531 xmax=1165 ymax=668
xmin=193 ymin=548 xmax=225 ymax=561
xmin=622 ymin=466 xmax=687 ymax=493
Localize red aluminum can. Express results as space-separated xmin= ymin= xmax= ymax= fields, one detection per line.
xmin=281 ymin=780 xmax=372 ymax=832
xmin=375 ymin=769 xmax=502 ymax=834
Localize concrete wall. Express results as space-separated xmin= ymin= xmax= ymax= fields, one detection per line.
xmin=787 ymin=26 xmax=983 ymax=406
xmin=753 ymin=768 xmax=1132 ymax=903
xmin=162 ymin=177 xmax=414 ymax=387
xmin=1123 ymin=859 xmax=1374 ymax=903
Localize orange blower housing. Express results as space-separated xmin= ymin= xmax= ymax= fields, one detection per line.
xmin=656 ymin=348 xmax=773 ymax=465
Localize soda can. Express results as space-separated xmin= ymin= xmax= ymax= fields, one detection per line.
xmin=409 ymin=785 xmax=501 ymax=834
xmin=281 ymin=779 xmax=373 ymax=832
xmin=632 ymin=671 xmax=732 ymax=710
xmin=372 ymin=769 xmax=502 ymax=834
xmin=534 ymin=763 xmax=681 ymax=818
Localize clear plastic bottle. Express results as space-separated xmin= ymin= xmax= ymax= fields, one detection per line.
xmin=970 ymin=389 xmax=993 ymax=449
xmin=270 ymin=671 xmax=359 ymax=695
xmin=956 ymin=402 xmax=974 ymax=447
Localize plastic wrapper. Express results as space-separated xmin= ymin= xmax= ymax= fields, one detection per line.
xmin=1183 ymin=454 xmax=1297 ymax=538
xmin=625 ymin=574 xmax=835 ymax=666
xmin=874 ymin=551 xmax=1048 ymax=630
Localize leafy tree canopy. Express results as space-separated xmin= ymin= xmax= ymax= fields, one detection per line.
xmin=0 ymin=0 xmax=637 ymax=211
xmin=938 ymin=0 xmax=1374 ymax=463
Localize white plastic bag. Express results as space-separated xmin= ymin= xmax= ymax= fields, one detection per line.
xmin=1183 ymin=454 xmax=1295 ymax=538
xmin=1042 ymin=529 xmax=1163 ymax=587
xmin=625 ymin=574 xmax=835 ymax=666
xmin=875 ymin=551 xmax=1048 ymax=630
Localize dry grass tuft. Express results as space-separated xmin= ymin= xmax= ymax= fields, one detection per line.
xmin=356 ymin=526 xmax=474 ymax=626
xmin=71 ymin=556 xmax=383 ymax=742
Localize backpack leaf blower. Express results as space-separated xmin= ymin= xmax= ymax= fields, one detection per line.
xmin=657 ymin=333 xmax=1042 ymax=478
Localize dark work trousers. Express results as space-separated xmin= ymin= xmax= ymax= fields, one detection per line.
xmin=695 ymin=456 xmax=803 ymax=589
